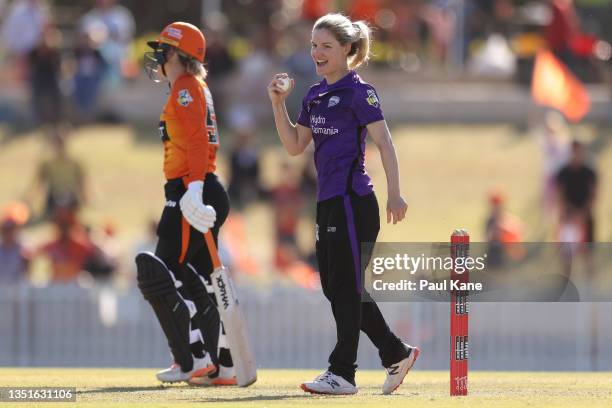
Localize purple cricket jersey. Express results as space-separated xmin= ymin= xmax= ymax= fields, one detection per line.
xmin=297 ymin=71 xmax=384 ymax=202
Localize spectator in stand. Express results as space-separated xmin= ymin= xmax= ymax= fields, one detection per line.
xmin=227 ymin=108 xmax=262 ymax=210
xmin=537 ymin=111 xmax=570 ymax=216
xmin=71 ymin=29 xmax=108 ymax=123
xmin=485 ymin=191 xmax=525 ymax=266
xmin=0 ymin=205 xmax=31 ymax=285
xmin=27 ymin=130 xmax=87 ymax=220
xmin=300 ymin=154 xmax=318 ymax=203
xmin=0 ymin=0 xmax=49 ymax=66
xmin=203 ymin=28 xmax=236 ymax=128
xmin=283 ymin=23 xmax=318 ymax=120
xmin=36 ymin=204 xmax=116 ymax=283
xmin=28 ymin=25 xmax=63 ymax=128
xmin=301 ymin=0 xmax=331 ymax=21
xmin=79 ymin=0 xmax=135 ymax=85
xmin=420 ymin=0 xmax=455 ymax=66
xmin=555 ymin=141 xmax=598 ymax=245
xmin=299 ymin=155 xmax=318 ymax=268
xmin=545 ymin=0 xmax=604 ymax=81
xmin=349 ymin=0 xmax=380 ymax=23
xmin=546 ymin=0 xmax=579 ymax=62
xmin=37 ymin=204 xmax=94 ymax=282
xmin=232 ymin=27 xmax=278 ymax=122
xmin=269 ymin=161 xmax=304 ymax=272
xmin=82 ymin=222 xmax=120 ymax=282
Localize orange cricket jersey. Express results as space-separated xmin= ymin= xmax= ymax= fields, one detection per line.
xmin=159 ymin=73 xmax=219 ymax=183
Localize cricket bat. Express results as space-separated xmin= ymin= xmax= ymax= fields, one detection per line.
xmin=204 ymin=231 xmax=257 ymax=387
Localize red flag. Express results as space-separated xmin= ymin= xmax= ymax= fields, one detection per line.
xmin=531 ymin=50 xmax=590 ymax=122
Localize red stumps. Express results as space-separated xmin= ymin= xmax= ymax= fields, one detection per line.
xmin=450 ymin=229 xmax=469 ymax=396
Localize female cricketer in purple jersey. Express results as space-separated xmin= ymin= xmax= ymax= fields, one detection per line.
xmin=268 ymin=13 xmax=419 ymax=395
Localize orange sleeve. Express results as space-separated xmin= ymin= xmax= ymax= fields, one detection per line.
xmin=171 ymin=75 xmax=209 ymax=183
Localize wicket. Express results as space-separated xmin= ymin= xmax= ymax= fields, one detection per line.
xmin=450 ymin=229 xmax=469 ymax=396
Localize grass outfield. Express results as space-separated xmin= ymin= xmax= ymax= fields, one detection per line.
xmin=0 ymin=369 xmax=611 ymax=407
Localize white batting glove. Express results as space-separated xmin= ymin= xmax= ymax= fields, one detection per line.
xmin=179 ymin=181 xmax=217 ymax=234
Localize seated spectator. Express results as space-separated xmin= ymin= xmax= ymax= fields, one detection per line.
xmin=37 ymin=206 xmax=118 ymax=282
xmin=37 ymin=205 xmax=94 ymax=282
xmin=0 ymin=204 xmax=31 ymax=284
xmin=485 ymin=191 xmax=525 ymax=266
xmin=82 ymin=222 xmax=119 ymax=282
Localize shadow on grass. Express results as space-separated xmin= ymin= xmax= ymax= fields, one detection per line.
xmin=78 ymin=386 xmax=318 ymax=403
xmin=77 ymin=385 xmax=168 ymax=394
xmin=188 ymin=394 xmax=339 ymax=403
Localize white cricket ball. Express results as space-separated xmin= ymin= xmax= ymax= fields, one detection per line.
xmin=278 ymin=77 xmax=291 ymax=92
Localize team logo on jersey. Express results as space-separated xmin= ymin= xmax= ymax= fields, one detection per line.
xmin=328 ymin=96 xmax=340 ymax=108
xmin=366 ymin=89 xmax=380 ymax=108
xmin=177 ymin=89 xmax=193 ymax=107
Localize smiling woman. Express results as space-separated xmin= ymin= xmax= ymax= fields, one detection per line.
xmin=267 ymin=13 xmax=418 ymax=397
xmin=311 ymin=13 xmax=371 ymax=79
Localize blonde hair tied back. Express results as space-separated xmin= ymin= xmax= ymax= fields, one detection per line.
xmin=313 ymin=13 xmax=372 ymax=70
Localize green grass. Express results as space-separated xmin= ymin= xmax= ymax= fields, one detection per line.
xmin=0 ymin=368 xmax=611 ymax=407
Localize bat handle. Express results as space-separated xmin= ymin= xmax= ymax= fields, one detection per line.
xmin=204 ymin=231 xmax=222 ymax=269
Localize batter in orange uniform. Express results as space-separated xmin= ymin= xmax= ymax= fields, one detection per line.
xmin=136 ymin=22 xmax=235 ymax=386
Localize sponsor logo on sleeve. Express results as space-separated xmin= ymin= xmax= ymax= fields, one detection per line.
xmin=366 ymin=89 xmax=380 ymax=108
xmin=177 ymin=89 xmax=193 ymax=107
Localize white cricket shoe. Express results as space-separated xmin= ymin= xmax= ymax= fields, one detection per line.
xmin=300 ymin=370 xmax=358 ymax=395
xmin=188 ymin=365 xmax=237 ymax=386
xmin=382 ymin=344 xmax=420 ymax=394
xmin=156 ymin=354 xmax=216 ymax=383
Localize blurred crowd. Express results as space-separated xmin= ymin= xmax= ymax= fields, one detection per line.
xmin=0 ymin=0 xmax=609 ymax=289
xmin=484 ymin=110 xmax=598 ymax=271
xmin=0 ymin=126 xmax=121 ymax=286
xmin=0 ymin=0 xmax=609 ymax=128
xmin=0 ymin=0 xmax=134 ymax=129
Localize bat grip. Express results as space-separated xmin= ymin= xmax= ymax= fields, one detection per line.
xmin=204 ymin=231 xmax=222 ymax=269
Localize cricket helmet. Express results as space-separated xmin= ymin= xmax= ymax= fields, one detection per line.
xmin=148 ymin=22 xmax=206 ymax=63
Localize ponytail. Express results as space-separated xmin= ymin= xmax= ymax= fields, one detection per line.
xmin=348 ymin=20 xmax=371 ymax=70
